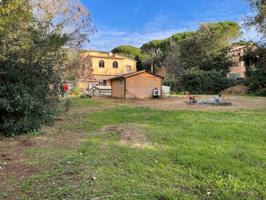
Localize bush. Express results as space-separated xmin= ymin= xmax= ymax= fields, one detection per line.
xmin=0 ymin=60 xmax=60 ymax=136
xmin=177 ymin=69 xmax=236 ymax=94
xmin=71 ymin=86 xmax=82 ymax=95
xmin=0 ymin=0 xmax=91 ymax=136
xmin=247 ymin=68 xmax=266 ymax=96
xmin=163 ymin=74 xmax=179 ymax=92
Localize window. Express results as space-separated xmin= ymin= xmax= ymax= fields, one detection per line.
xmin=113 ymin=61 xmax=118 ymax=68
xmin=99 ymin=60 xmax=105 ymax=68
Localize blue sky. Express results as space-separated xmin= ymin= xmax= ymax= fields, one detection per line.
xmin=81 ymin=0 xmax=256 ymax=51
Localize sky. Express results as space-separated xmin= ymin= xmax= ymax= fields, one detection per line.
xmin=81 ymin=0 xmax=257 ymax=51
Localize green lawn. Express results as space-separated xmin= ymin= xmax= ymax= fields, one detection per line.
xmin=1 ymin=97 xmax=266 ymax=200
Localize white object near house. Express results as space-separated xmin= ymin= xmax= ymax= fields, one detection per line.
xmin=89 ymin=86 xmax=112 ymax=96
xmin=162 ymin=85 xmax=170 ymax=97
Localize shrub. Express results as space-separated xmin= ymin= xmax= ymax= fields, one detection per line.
xmin=247 ymin=68 xmax=266 ymax=96
xmin=177 ymin=69 xmax=236 ymax=94
xmin=0 ymin=0 xmax=92 ymax=136
xmin=0 ymin=60 xmax=60 ymax=136
xmin=163 ymin=74 xmax=179 ymax=92
xmin=71 ymin=86 xmax=82 ymax=96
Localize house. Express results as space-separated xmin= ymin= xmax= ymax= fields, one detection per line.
xmin=76 ymin=50 xmax=137 ymax=90
xmin=110 ymin=70 xmax=164 ymax=99
xmin=89 ymin=85 xmax=112 ymax=96
xmin=228 ymin=45 xmax=247 ymax=79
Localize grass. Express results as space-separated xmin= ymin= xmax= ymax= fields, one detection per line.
xmin=1 ymin=97 xmax=266 ymax=200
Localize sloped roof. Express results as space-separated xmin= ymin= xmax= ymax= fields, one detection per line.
xmin=90 ymin=85 xmax=112 ymax=90
xmin=109 ymin=70 xmax=164 ymax=81
xmin=79 ymin=50 xmax=137 ymax=62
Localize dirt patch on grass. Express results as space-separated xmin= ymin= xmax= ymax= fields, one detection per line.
xmin=0 ymin=122 xmax=87 ymax=198
xmin=102 ymin=123 xmax=146 ymax=143
xmin=102 ymin=124 xmax=155 ymax=150
xmin=38 ymin=127 xmax=86 ymax=148
xmin=0 ymin=101 xmax=104 ymax=191
xmin=19 ymin=139 xmax=37 ymax=147
xmin=0 ymin=137 xmax=40 ymax=193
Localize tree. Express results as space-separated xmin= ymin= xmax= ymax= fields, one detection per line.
xmin=164 ymin=22 xmax=241 ymax=76
xmin=244 ymin=0 xmax=266 ymax=96
xmin=141 ymin=32 xmax=194 ymax=73
xmin=245 ymin=0 xmax=266 ymax=37
xmin=135 ymin=55 xmax=144 ymax=71
xmin=0 ymin=0 xmax=93 ymax=135
xmin=32 ymin=0 xmax=94 ymax=47
xmin=243 ymin=46 xmax=266 ymax=95
xmin=178 ymin=69 xmax=236 ymax=94
xmin=112 ymin=45 xmax=145 ymax=59
xmin=111 ymin=45 xmax=148 ymax=71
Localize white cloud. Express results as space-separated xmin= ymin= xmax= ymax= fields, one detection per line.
xmin=87 ymin=28 xmax=191 ymax=51
xmin=242 ymin=27 xmax=261 ymax=42
xmin=85 ymin=13 xmax=196 ymax=51
xmin=84 ymin=7 xmax=260 ymax=51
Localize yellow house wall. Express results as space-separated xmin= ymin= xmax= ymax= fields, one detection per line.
xmin=91 ymin=57 xmax=136 ymax=76
xmin=80 ymin=51 xmax=137 ymax=80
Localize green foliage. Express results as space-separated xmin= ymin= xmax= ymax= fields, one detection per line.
xmin=165 ymin=22 xmax=241 ymax=76
xmin=163 ymin=74 xmax=180 ymax=92
xmin=0 ymin=59 xmax=60 ymax=135
xmin=170 ymin=32 xmax=195 ymax=43
xmin=243 ymin=1 xmax=266 ymax=96
xmin=111 ymin=45 xmax=145 ymax=59
xmin=141 ymin=32 xmax=195 ymax=55
xmin=111 ymin=45 xmax=149 ymax=71
xmin=0 ymin=0 xmax=60 ymax=135
xmin=140 ymin=32 xmax=194 ymax=70
xmin=245 ymin=47 xmax=266 ymax=96
xmin=141 ymin=40 xmax=164 ymax=53
xmin=201 ymin=22 xmax=242 ymax=45
xmin=64 ymin=99 xmax=72 ymax=113
xmin=112 ymin=23 xmax=241 ymax=78
xmin=2 ymin=98 xmax=265 ymax=199
xmin=0 ymin=0 xmax=91 ymax=135
xmin=70 ymin=86 xmax=82 ymax=96
xmin=245 ymin=0 xmax=266 ymax=37
xmin=177 ymin=69 xmax=236 ymax=94
xmin=64 ymin=74 xmax=76 ymax=81
xmin=248 ymin=69 xmax=266 ymax=96
xmin=0 ymin=0 xmax=33 ymax=60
